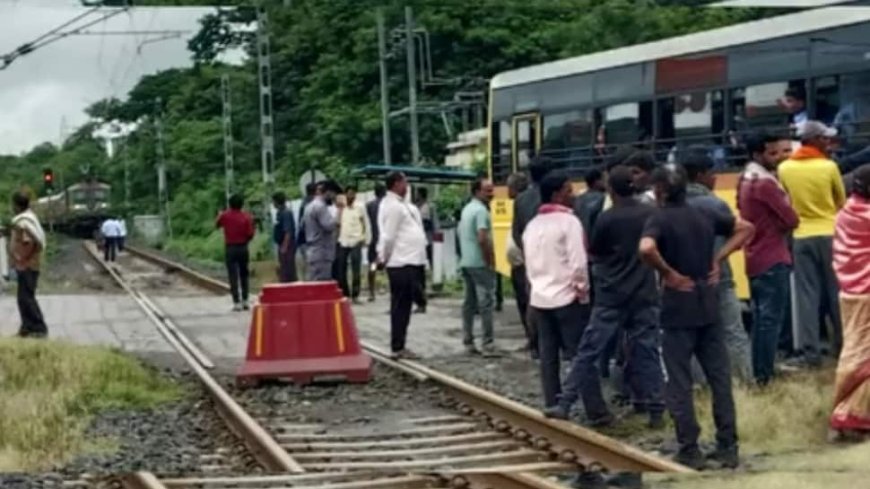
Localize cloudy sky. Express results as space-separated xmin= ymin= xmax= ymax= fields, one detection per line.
xmin=0 ymin=0 xmax=226 ymax=155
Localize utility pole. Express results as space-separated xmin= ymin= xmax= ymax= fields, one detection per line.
xmin=377 ymin=9 xmax=392 ymax=165
xmin=256 ymin=3 xmax=275 ymax=225
xmin=154 ymin=97 xmax=171 ymax=239
xmin=221 ymin=74 xmax=235 ymax=208
xmin=405 ymin=6 xmax=420 ymax=165
xmin=123 ymin=138 xmax=130 ymax=211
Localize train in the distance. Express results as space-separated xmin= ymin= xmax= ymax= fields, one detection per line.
xmin=33 ymin=179 xmax=112 ymax=237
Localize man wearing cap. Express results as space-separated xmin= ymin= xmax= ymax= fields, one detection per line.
xmin=778 ymin=120 xmax=846 ymax=368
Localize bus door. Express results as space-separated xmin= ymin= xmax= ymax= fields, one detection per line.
xmin=511 ymin=113 xmax=541 ymax=172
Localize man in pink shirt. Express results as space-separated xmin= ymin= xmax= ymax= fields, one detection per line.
xmin=523 ymin=171 xmax=589 ymax=409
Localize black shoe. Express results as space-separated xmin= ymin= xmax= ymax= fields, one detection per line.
xmin=674 ymin=446 xmax=705 ymax=470
xmin=648 ymin=412 xmax=665 ymax=430
xmin=587 ymin=412 xmax=615 ymax=428
xmin=570 ymin=471 xmax=605 ymax=489
xmin=706 ymin=445 xmax=739 ymax=469
xmin=604 ymin=472 xmax=642 ymax=489
xmin=543 ymin=404 xmax=570 ymax=420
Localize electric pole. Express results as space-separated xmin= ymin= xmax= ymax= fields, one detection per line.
xmin=256 ymin=3 xmax=275 ymax=224
xmin=405 ymin=6 xmax=420 ymax=165
xmin=377 ymin=9 xmax=392 ymax=165
xmin=123 ymin=138 xmax=130 ymax=211
xmin=221 ymin=74 xmax=235 ymax=208
xmin=154 ymin=97 xmax=171 ymax=239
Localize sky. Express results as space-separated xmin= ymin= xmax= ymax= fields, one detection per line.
xmin=0 ymin=0 xmax=237 ymax=155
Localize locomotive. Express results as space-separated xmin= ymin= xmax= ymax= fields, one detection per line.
xmin=33 ymin=179 xmax=112 ymax=237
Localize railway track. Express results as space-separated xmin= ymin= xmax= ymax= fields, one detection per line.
xmin=85 ymin=242 xmax=691 ymax=489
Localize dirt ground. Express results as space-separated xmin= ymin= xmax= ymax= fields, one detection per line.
xmin=32 ymin=235 xmax=119 ymax=294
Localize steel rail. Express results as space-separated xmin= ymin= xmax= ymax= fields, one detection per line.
xmin=84 ymin=242 xmax=303 ymax=473
xmin=121 ymin=244 xmax=692 ymax=475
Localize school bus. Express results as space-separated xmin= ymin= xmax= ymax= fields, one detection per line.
xmin=487 ymin=6 xmax=870 ymax=300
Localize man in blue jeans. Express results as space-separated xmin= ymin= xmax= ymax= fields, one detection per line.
xmin=738 ymin=132 xmax=799 ymax=385
xmin=543 ymin=165 xmax=663 ymax=428
xmin=458 ymin=177 xmax=498 ymax=357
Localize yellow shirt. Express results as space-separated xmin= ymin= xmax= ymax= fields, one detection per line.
xmin=778 ymin=157 xmax=846 ymax=238
xmin=338 ymin=203 xmax=370 ymax=247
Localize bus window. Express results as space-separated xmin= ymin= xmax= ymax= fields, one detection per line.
xmin=600 ymin=101 xmax=653 ymax=147
xmin=828 ymin=71 xmax=870 ymax=157
xmin=814 ymin=76 xmax=840 ymax=125
xmin=731 ymin=80 xmax=804 ymax=135
xmin=542 ymin=110 xmax=593 ymax=169
xmin=657 ymin=91 xmax=726 ymax=167
xmin=513 ymin=114 xmax=540 ymax=171
xmin=491 ymin=120 xmax=512 ymax=184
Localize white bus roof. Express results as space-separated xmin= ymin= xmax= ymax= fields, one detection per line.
xmin=490 ymin=6 xmax=870 ymax=90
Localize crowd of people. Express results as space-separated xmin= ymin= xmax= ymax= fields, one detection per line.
xmin=206 ymin=116 xmax=870 ymax=470
xmin=487 ymin=118 xmax=870 ymax=472
xmin=214 ymin=175 xmax=430 ymax=324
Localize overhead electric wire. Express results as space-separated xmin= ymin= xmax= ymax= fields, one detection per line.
xmin=1 ymin=6 xmax=130 ymax=71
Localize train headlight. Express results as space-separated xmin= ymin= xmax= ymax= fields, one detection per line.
xmin=72 ymin=204 xmax=86 ymax=210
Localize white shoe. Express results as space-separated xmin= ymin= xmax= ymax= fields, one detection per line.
xmin=242 ymin=301 xmax=250 ymax=311
xmin=232 ymin=303 xmax=243 ymax=312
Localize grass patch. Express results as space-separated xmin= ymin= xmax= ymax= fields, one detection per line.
xmin=0 ymin=339 xmax=183 ymax=471
xmin=648 ymin=367 xmax=870 ymax=489
xmin=695 ymin=369 xmax=834 ymax=455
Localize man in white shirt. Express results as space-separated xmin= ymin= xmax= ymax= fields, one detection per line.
xmin=100 ymin=217 xmax=122 ymax=262
xmin=377 ymin=171 xmax=427 ymax=359
xmin=337 ymin=185 xmax=370 ymax=303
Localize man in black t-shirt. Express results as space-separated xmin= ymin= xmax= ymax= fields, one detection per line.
xmin=544 ymin=166 xmax=664 ymax=428
xmin=639 ymin=164 xmax=754 ymax=470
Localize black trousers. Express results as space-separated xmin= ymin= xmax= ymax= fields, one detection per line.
xmin=387 ymin=265 xmax=424 ymax=352
xmin=510 ymin=265 xmax=535 ymax=351
xmin=413 ymin=266 xmax=427 ymax=308
xmin=104 ymin=237 xmax=118 ymax=262
xmin=17 ymin=269 xmax=47 ymax=336
xmin=529 ymin=301 xmax=588 ymax=407
xmin=337 ymin=244 xmax=363 ymax=298
xmin=662 ymin=324 xmax=737 ymax=454
xmin=225 ymin=244 xmax=250 ymax=304
xmin=278 ymin=247 xmax=297 ymax=283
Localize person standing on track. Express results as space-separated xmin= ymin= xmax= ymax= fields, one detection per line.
xmin=545 ymin=166 xmax=663 ymax=428
xmin=458 ymin=177 xmax=499 ymax=357
xmin=523 ymin=171 xmax=589 ymax=410
xmin=378 ymin=171 xmax=427 ymax=359
xmin=272 ymin=192 xmax=297 ymax=283
xmin=337 ymin=185 xmax=370 ymax=303
xmin=639 ymin=164 xmax=754 ymax=469
xmin=217 ymin=194 xmax=255 ymax=311
xmin=303 ymin=180 xmax=342 ymax=281
xmin=10 ymin=190 xmax=48 ymax=338
xmin=778 ymin=121 xmax=846 ymax=367
xmin=100 ymin=217 xmax=121 ymax=262
xmin=366 ymin=183 xmax=386 ymax=302
xmin=738 ymin=132 xmax=799 ymax=385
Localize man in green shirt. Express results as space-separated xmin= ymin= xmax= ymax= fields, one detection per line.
xmin=458 ymin=178 xmax=497 ymax=356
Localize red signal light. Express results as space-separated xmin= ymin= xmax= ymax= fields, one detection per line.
xmin=44 ymin=173 xmax=53 ymax=182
